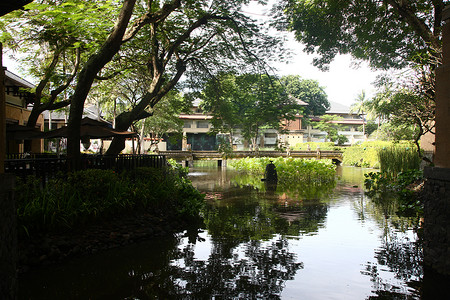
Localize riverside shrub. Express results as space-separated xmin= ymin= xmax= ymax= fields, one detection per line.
xmin=15 ymin=167 xmax=204 ymax=236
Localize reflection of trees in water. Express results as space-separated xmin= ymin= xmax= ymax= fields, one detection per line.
xmin=204 ymin=181 xmax=330 ymax=241
xmin=230 ymin=172 xmax=336 ymax=201
xmin=362 ymin=234 xmax=422 ymax=299
xmin=172 ymin=237 xmax=303 ymax=299
xmin=359 ymin=193 xmax=423 ymax=299
xmin=130 ymin=235 xmax=303 ymax=298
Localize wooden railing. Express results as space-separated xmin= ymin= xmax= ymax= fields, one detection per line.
xmin=4 ymin=154 xmax=167 ymax=183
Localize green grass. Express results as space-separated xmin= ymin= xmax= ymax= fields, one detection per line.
xmin=378 ymin=146 xmax=421 ymax=178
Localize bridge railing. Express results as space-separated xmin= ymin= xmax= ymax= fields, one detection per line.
xmin=160 ymin=150 xmax=342 ymax=157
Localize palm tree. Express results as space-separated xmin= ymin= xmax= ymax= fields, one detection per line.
xmin=350 ymin=90 xmax=368 ymax=139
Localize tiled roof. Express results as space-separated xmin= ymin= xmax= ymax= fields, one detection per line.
xmin=327 ymin=101 xmax=354 ymax=114
xmin=5 ymin=69 xmax=34 ymax=88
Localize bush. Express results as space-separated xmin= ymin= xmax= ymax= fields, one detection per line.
xmin=294 ymin=142 xmax=339 ymax=151
xmin=364 ymin=169 xmax=423 ymax=216
xmin=16 ymin=166 xmax=204 ymax=236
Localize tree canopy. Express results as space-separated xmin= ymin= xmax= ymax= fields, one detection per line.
xmin=200 ymin=73 xmax=304 ymax=148
xmin=2 ymin=0 xmax=286 ymax=163
xmin=275 ymin=0 xmax=445 ymax=70
xmin=280 ymin=75 xmax=329 ymax=116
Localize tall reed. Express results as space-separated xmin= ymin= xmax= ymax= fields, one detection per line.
xmin=378 ymin=146 xmax=421 ymax=178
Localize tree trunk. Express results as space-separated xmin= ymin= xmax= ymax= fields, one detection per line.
xmin=140 ymin=121 xmax=145 ymax=154
xmin=66 ymin=0 xmax=136 ymax=168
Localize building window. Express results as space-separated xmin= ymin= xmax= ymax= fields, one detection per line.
xmin=183 ymin=121 xmax=192 ymax=128
xmin=197 ymin=121 xmax=209 ymax=128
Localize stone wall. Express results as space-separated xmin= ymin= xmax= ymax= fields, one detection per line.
xmin=423 ymin=167 xmax=450 ymax=275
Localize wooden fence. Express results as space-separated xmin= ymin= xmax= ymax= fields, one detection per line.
xmin=5 ymin=154 xmax=167 ymax=183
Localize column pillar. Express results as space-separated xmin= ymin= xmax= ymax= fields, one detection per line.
xmin=423 ymin=6 xmax=450 ymax=276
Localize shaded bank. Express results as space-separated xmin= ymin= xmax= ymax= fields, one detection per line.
xmin=15 ymin=166 xmax=204 ymax=271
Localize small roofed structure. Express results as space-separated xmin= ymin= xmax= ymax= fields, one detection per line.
xmin=6 ymin=124 xmax=43 ymax=140
xmin=42 ymin=117 xmax=136 ymax=139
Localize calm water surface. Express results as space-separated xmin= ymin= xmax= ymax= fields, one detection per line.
xmin=20 ymin=163 xmax=430 ymax=299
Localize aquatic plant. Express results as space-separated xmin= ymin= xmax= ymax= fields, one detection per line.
xmin=364 ymin=169 xmax=423 ymax=216
xmin=378 ymin=146 xmax=421 ymax=178
xmin=342 ymin=141 xmax=418 ymax=168
xmin=228 ymin=157 xmax=336 ymax=184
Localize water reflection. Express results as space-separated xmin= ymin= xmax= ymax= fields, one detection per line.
xmin=19 ymin=163 xmax=437 ymax=299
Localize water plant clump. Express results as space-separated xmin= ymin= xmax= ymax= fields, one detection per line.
xmin=342 ymin=141 xmax=417 ymax=168
xmin=364 ymin=169 xmax=424 ymax=217
xmin=228 ymin=157 xmax=336 ymax=184
xmin=378 ymin=146 xmax=421 ymax=178
xmin=15 ymin=166 xmax=204 ymax=237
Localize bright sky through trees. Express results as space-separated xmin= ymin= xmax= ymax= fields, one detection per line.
xmin=2 ymin=0 xmax=381 ymax=108
xmin=242 ymin=0 xmax=382 ymax=107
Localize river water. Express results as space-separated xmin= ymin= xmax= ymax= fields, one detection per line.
xmin=19 ymin=163 xmax=438 ymax=299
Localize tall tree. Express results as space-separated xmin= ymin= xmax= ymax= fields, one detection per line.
xmin=313 ymin=115 xmax=343 ymax=142
xmin=200 ymin=73 xmax=304 ymax=149
xmin=3 ymin=0 xmax=284 ymax=164
xmin=0 ymin=0 xmax=117 ymax=129
xmin=350 ymin=90 xmax=368 ymax=138
xmin=368 ymin=77 xmax=435 ymax=153
xmin=280 ymin=75 xmax=329 ymax=116
xmin=276 ymin=0 xmax=444 ymax=70
xmin=105 ymin=0 xmax=283 ymax=155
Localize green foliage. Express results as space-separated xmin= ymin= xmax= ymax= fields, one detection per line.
xmin=342 ymin=141 xmax=416 ymax=168
xmin=293 ymin=142 xmax=339 ymax=151
xmin=378 ymin=146 xmax=421 ymax=178
xmin=200 ymin=73 xmax=304 ymax=147
xmin=277 ymin=0 xmax=441 ymax=70
xmin=217 ymin=135 xmax=234 ymax=158
xmin=364 ymin=170 xmax=423 ymax=216
xmin=362 ymin=120 xmax=378 ymax=137
xmin=228 ymin=157 xmax=336 ymax=184
xmin=312 ymin=115 xmax=343 ymax=142
xmin=368 ymin=80 xmax=434 ymax=144
xmin=372 ymin=123 xmax=418 ymax=141
xmin=336 ymin=134 xmax=348 ymax=146
xmin=1 ymin=0 xmax=117 ymax=83
xmin=279 ymin=75 xmax=329 ymax=116
xmin=342 ymin=141 xmax=385 ymax=168
xmin=15 ymin=167 xmax=204 ymax=236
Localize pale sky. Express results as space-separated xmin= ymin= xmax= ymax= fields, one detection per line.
xmin=244 ymin=1 xmax=382 ymax=108
xmin=272 ymin=35 xmax=382 ymax=107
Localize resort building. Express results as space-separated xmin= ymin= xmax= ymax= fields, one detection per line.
xmin=4 ymin=70 xmax=44 ymax=154
xmin=163 ymin=99 xmax=366 ymax=150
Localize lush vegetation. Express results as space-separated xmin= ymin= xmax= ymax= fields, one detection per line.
xmin=228 ymin=157 xmax=336 ymax=184
xmin=364 ymin=170 xmax=424 ymax=216
xmin=359 ymin=142 xmax=423 ymax=216
xmin=199 ymin=73 xmax=304 ymax=150
xmin=378 ymin=146 xmax=421 ymax=177
xmin=342 ymin=141 xmax=418 ymax=168
xmin=15 ymin=166 xmax=204 ymax=236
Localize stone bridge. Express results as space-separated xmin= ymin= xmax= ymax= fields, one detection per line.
xmin=159 ymin=150 xmax=343 ymax=167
